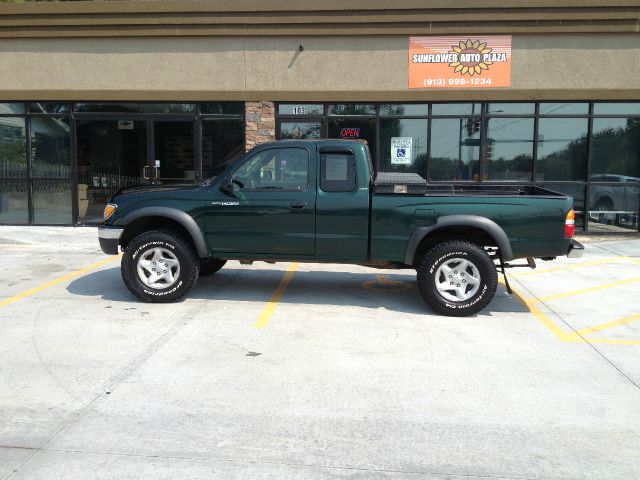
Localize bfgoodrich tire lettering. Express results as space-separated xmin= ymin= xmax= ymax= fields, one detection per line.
xmin=121 ymin=230 xmax=199 ymax=303
xmin=417 ymin=240 xmax=498 ymax=317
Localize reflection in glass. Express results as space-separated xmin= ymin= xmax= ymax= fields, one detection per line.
xmin=74 ymin=103 xmax=195 ymax=114
xmin=379 ymin=118 xmax=427 ymax=174
xmin=430 ymin=118 xmax=479 ymax=181
xmin=538 ymin=103 xmax=588 ymax=115
xmin=0 ymin=179 xmax=28 ymax=224
xmin=76 ymin=120 xmax=147 ymax=224
xmin=30 ymin=117 xmax=71 ymax=178
xmin=0 ymin=103 xmax=26 ymax=115
xmin=540 ymin=183 xmax=586 ymax=231
xmin=277 ymin=104 xmax=323 ymax=115
xmin=200 ymin=102 xmax=244 ymax=115
xmin=28 ymin=103 xmax=70 ymax=114
xmin=279 ymin=122 xmax=321 ymax=140
xmin=591 ymin=118 xmax=640 ymax=178
xmin=379 ymin=104 xmax=428 ymax=116
xmin=328 ymin=118 xmax=376 ymax=161
xmin=33 ymin=179 xmax=72 ymax=224
xmin=536 ymin=118 xmax=588 ymax=181
xmin=431 ymin=103 xmax=481 ymax=116
xmin=328 ymin=104 xmax=376 ymax=116
xmin=202 ymin=119 xmax=245 ymax=178
xmin=0 ymin=117 xmax=26 ymax=177
xmin=154 ymin=121 xmax=196 ymax=182
xmin=487 ymin=103 xmax=535 ymax=115
xmin=588 ymin=183 xmax=639 ymax=233
xmin=486 ymin=118 xmax=534 ymax=181
xmin=593 ymin=103 xmax=640 ymax=116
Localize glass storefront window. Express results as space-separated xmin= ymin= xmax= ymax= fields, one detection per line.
xmin=379 ymin=104 xmax=428 ymax=116
xmin=431 ymin=103 xmax=481 ymax=116
xmin=536 ymin=118 xmax=588 ymax=181
xmin=0 ymin=179 xmax=28 ymax=224
xmin=30 ymin=117 xmax=71 ymax=178
xmin=328 ymin=118 xmax=376 ymax=160
xmin=277 ymin=104 xmax=323 ymax=116
xmin=487 ymin=103 xmax=535 ymax=115
xmin=0 ymin=103 xmax=25 ymax=115
xmin=0 ymin=117 xmax=27 ymax=177
xmin=538 ymin=103 xmax=588 ymax=115
xmin=279 ymin=122 xmax=321 ymax=140
xmin=202 ymin=119 xmax=245 ymax=178
xmin=591 ymin=118 xmax=640 ymax=178
xmin=379 ymin=118 xmax=427 ymax=174
xmin=28 ymin=103 xmax=70 ymax=114
xmin=588 ymin=183 xmax=639 ymax=233
xmin=33 ymin=179 xmax=72 ymax=224
xmin=486 ymin=118 xmax=534 ymax=181
xmin=74 ymin=103 xmax=196 ymax=114
xmin=328 ymin=104 xmax=376 ymax=116
xmin=593 ymin=103 xmax=640 ymax=115
xmin=200 ymin=102 xmax=244 ymax=115
xmin=430 ymin=118 xmax=480 ymax=181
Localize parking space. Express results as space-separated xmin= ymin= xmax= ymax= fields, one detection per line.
xmin=1 ymin=227 xmax=640 ymax=479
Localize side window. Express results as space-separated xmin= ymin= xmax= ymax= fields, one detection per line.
xmin=320 ymin=152 xmax=357 ymax=192
xmin=232 ymin=148 xmax=309 ymax=191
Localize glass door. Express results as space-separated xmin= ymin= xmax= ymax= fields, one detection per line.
xmin=152 ymin=120 xmax=197 ymax=183
xmin=76 ymin=119 xmax=148 ymax=223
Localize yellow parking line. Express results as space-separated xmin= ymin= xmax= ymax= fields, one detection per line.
xmin=537 ymin=277 xmax=640 ymax=303
xmin=577 ymin=313 xmax=640 ymax=337
xmin=0 ymin=255 xmax=120 ymax=308
xmin=253 ymin=262 xmax=299 ymax=329
xmin=510 ymin=257 xmax=627 ymax=278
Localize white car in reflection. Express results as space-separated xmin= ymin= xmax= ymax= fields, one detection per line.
xmin=590 ymin=174 xmax=640 ymax=226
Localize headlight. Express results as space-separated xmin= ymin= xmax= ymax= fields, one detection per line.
xmin=103 ymin=203 xmax=117 ymax=220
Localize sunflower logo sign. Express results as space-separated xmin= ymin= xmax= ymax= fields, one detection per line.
xmin=408 ymin=36 xmax=511 ymax=89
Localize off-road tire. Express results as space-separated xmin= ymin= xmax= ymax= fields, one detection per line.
xmin=121 ymin=230 xmax=199 ymax=303
xmin=199 ymin=258 xmax=227 ymax=276
xmin=417 ymin=240 xmax=498 ymax=317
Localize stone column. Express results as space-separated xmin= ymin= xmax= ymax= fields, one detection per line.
xmin=245 ymin=101 xmax=275 ymax=152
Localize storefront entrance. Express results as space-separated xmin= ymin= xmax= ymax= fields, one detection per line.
xmin=76 ymin=119 xmax=197 ymax=223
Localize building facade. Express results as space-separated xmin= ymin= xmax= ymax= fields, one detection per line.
xmin=0 ymin=1 xmax=638 ymax=232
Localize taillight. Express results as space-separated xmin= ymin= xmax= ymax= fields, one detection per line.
xmin=565 ymin=209 xmax=575 ymax=238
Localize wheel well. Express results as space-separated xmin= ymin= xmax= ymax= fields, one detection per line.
xmin=412 ymin=227 xmax=498 ymax=266
xmin=120 ymin=216 xmax=198 ymax=254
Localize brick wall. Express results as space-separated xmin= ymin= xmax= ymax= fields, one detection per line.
xmin=245 ymin=101 xmax=275 ymax=151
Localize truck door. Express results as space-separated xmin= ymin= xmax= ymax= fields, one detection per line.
xmin=315 ymin=145 xmax=371 ymax=261
xmin=206 ymin=146 xmax=316 ymax=256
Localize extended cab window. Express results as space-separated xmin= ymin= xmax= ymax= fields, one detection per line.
xmin=232 ymin=148 xmax=309 ymax=191
xmin=320 ymin=152 xmax=357 ymax=192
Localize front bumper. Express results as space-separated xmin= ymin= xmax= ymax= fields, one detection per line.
xmin=567 ymin=239 xmax=585 ymax=258
xmin=98 ymin=226 xmax=124 ymax=255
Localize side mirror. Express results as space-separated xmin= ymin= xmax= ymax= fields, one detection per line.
xmin=219 ymin=178 xmax=234 ymax=195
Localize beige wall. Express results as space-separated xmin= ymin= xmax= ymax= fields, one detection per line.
xmin=0 ymin=34 xmax=638 ymax=101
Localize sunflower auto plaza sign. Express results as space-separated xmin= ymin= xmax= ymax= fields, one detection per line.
xmin=409 ymin=36 xmax=511 ymax=89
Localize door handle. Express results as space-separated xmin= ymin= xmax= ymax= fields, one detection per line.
xmin=290 ymin=201 xmax=307 ymax=209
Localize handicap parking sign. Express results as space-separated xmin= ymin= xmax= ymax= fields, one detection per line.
xmin=391 ymin=137 xmax=412 ymax=165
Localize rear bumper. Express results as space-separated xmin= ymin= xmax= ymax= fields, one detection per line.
xmin=567 ymin=239 xmax=584 ymax=258
xmin=98 ymin=226 xmax=124 ymax=255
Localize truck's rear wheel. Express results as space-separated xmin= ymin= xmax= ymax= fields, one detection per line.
xmin=121 ymin=230 xmax=199 ymax=303
xmin=417 ymin=241 xmax=497 ymax=317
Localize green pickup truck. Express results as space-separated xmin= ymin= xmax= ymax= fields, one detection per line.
xmin=99 ymin=139 xmax=583 ymax=316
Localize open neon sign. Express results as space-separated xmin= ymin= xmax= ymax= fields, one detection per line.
xmin=340 ymin=128 xmax=361 ymax=139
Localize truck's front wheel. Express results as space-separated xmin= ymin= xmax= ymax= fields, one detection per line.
xmin=121 ymin=230 xmax=199 ymax=303
xmin=417 ymin=241 xmax=497 ymax=317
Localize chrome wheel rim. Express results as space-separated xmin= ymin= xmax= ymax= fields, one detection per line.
xmin=136 ymin=247 xmax=180 ymax=290
xmin=434 ymin=257 xmax=481 ymax=302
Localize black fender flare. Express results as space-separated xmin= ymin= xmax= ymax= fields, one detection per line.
xmin=121 ymin=207 xmax=208 ymax=258
xmin=404 ymin=215 xmax=514 ymax=265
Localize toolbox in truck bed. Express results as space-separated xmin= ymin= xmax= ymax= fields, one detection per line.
xmin=373 ymin=172 xmax=427 ymax=194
